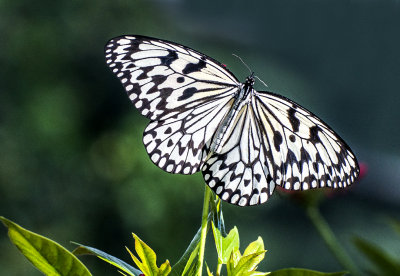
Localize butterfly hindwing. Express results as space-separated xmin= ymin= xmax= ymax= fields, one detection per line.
xmin=202 ymin=101 xmax=275 ymax=206
xmin=143 ymin=97 xmax=235 ymax=174
xmin=254 ymin=91 xmax=359 ymax=191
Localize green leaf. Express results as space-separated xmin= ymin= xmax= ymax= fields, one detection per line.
xmin=226 ymin=249 xmax=238 ymax=275
xmin=206 ymin=263 xmax=214 ymax=276
xmin=231 ymin=251 xmax=266 ymax=275
xmin=242 ymin=237 xmax=266 ymax=270
xmin=0 ymin=216 xmax=91 ymax=276
xmin=126 ymin=233 xmax=171 ymax=276
xmin=353 ymin=236 xmax=400 ymax=275
xmin=227 ymin=237 xmax=268 ymax=276
xmin=269 ymin=268 xmax=347 ymax=276
xmin=212 ymin=222 xmax=239 ymax=264
xmin=72 ymin=243 xmax=142 ymax=276
xmin=181 ymin=242 xmax=200 ymax=276
xmin=170 ymin=227 xmax=203 ymax=276
xmin=230 ymin=248 xmax=242 ymax=267
xmin=243 ymin=237 xmax=265 ymax=256
xmin=158 ymin=260 xmax=171 ymax=276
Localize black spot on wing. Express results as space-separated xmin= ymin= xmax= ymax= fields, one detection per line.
xmin=313 ymin=162 xmax=318 ymax=172
xmin=165 ymin=127 xmax=172 ymax=134
xmin=136 ymin=67 xmax=153 ymax=80
xmin=178 ymin=87 xmax=197 ymax=101
xmin=273 ymin=131 xmax=283 ymax=151
xmin=177 ymin=76 xmax=184 ymax=83
xmin=159 ymin=50 xmax=178 ymax=66
xmin=182 ymin=59 xmax=207 ymax=74
xmin=300 ymin=147 xmax=312 ymax=162
xmin=286 ymin=149 xmax=297 ymax=164
xmin=309 ymin=126 xmax=321 ymax=142
xmin=288 ymin=108 xmax=300 ymax=132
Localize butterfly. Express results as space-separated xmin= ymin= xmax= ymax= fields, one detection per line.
xmin=105 ymin=35 xmax=359 ymax=206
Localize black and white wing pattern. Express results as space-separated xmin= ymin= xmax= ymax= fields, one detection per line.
xmin=254 ymin=92 xmax=358 ymax=191
xmin=105 ymin=35 xmax=360 ymax=206
xmin=202 ymin=98 xmax=276 ymax=206
xmin=105 ymin=35 xmax=239 ymax=174
xmin=202 ymin=88 xmax=359 ymax=206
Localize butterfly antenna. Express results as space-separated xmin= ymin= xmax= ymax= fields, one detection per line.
xmin=232 ymin=54 xmax=269 ymax=88
xmin=232 ymin=53 xmax=252 ymax=75
xmin=255 ymin=75 xmax=269 ymax=88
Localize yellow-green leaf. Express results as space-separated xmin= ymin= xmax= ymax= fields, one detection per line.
xmin=212 ymin=222 xmax=239 ymax=264
xmin=227 ymin=237 xmax=268 ymax=276
xmin=232 ymin=251 xmax=266 ymax=275
xmin=127 ymin=246 xmax=147 ymax=274
xmin=227 ymin=249 xmax=242 ymax=275
xmin=0 ymin=216 xmax=91 ymax=276
xmin=127 ymin=233 xmax=171 ymax=276
xmin=159 ymin=260 xmax=171 ymax=276
xmin=206 ymin=264 xmax=214 ymax=276
xmin=133 ymin=233 xmax=159 ymax=275
xmin=243 ymin=237 xmax=265 ymax=256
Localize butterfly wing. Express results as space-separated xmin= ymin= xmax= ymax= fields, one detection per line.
xmin=143 ymin=96 xmax=235 ymax=174
xmin=202 ymin=99 xmax=275 ymax=206
xmin=254 ymin=91 xmax=359 ymax=191
xmin=202 ymin=89 xmax=359 ymax=206
xmin=105 ymin=35 xmax=239 ymax=174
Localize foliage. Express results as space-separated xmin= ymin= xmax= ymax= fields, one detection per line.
xmin=1 ymin=194 xmax=350 ymax=276
xmin=352 ymin=219 xmax=400 ymax=276
xmin=126 ymin=233 xmax=171 ymax=276
xmin=73 ymin=243 xmax=141 ymax=276
xmin=0 ymin=216 xmax=91 ymax=276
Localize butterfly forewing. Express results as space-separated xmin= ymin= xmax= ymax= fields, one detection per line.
xmin=105 ymin=35 xmax=240 ymax=174
xmin=105 ymin=35 xmax=239 ymax=121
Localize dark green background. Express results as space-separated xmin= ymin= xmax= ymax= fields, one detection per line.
xmin=1 ymin=0 xmax=400 ymax=275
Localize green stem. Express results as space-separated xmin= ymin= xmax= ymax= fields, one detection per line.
xmin=306 ymin=205 xmax=361 ymax=276
xmin=216 ymin=261 xmax=223 ymax=276
xmin=197 ymin=185 xmax=212 ymax=276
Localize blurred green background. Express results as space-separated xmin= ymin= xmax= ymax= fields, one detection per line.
xmin=1 ymin=0 xmax=400 ymax=275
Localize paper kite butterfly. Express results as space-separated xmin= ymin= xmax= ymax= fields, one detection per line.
xmin=105 ymin=35 xmax=359 ymax=206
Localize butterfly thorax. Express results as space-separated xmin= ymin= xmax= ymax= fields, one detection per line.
xmin=209 ymin=74 xmax=255 ymax=154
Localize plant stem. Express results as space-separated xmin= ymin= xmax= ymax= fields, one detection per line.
xmin=197 ymin=185 xmax=212 ymax=276
xmin=306 ymin=205 xmax=361 ymax=276
xmin=216 ymin=261 xmax=223 ymax=276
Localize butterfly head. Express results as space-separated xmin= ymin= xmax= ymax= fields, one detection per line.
xmin=245 ymin=72 xmax=255 ymax=87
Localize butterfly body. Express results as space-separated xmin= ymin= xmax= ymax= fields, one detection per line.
xmin=105 ymin=35 xmax=359 ymax=206
xmin=211 ymin=74 xmax=255 ymax=154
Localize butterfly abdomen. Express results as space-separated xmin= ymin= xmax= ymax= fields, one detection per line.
xmin=210 ymin=82 xmax=254 ymax=154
